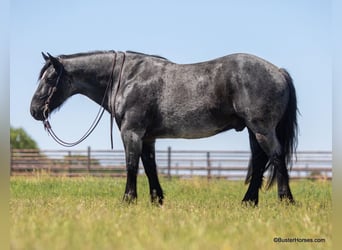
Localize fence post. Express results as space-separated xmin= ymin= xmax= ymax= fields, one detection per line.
xmin=207 ymin=152 xmax=211 ymax=180
xmin=167 ymin=146 xmax=171 ymax=180
xmin=87 ymin=146 xmax=91 ymax=173
xmin=68 ymin=151 xmax=71 ymax=164
xmin=67 ymin=151 xmax=72 ymax=174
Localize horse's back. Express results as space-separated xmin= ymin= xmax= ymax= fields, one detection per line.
xmin=158 ymin=52 xmax=288 ymax=118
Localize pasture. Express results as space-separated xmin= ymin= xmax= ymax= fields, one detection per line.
xmin=10 ymin=176 xmax=331 ymax=250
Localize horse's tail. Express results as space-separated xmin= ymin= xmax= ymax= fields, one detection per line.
xmin=277 ymin=68 xmax=298 ymax=167
xmin=245 ymin=68 xmax=298 ymax=187
xmin=266 ymin=68 xmax=298 ymax=187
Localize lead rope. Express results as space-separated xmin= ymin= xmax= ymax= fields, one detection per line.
xmin=110 ymin=52 xmax=126 ymax=149
xmin=43 ymin=51 xmax=118 ymax=147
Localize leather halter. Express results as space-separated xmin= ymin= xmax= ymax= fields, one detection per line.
xmin=43 ymin=51 xmax=126 ymax=148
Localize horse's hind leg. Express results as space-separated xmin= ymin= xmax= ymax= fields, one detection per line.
xmin=276 ymin=155 xmax=294 ymax=202
xmin=141 ymin=140 xmax=164 ymax=205
xmin=242 ymin=128 xmax=269 ymax=206
xmin=250 ymin=128 xmax=294 ymax=203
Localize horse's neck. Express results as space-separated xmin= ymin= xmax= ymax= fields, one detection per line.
xmin=64 ymin=55 xmax=114 ymax=109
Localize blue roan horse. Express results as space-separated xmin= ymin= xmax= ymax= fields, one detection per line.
xmin=30 ymin=51 xmax=298 ymax=206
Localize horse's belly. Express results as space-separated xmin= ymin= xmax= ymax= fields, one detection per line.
xmin=147 ymin=113 xmax=245 ymax=139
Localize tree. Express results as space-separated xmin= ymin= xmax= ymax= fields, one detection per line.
xmin=10 ymin=127 xmax=39 ymax=149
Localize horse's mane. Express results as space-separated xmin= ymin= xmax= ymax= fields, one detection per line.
xmin=58 ymin=50 xmax=168 ymax=60
xmin=38 ymin=51 xmax=115 ymax=80
xmin=126 ymin=51 xmax=168 ymax=60
xmin=38 ymin=50 xmax=168 ymax=80
xmin=58 ymin=50 xmax=112 ymax=59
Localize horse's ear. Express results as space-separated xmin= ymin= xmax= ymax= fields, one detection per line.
xmin=41 ymin=52 xmax=49 ymax=61
xmin=47 ymin=53 xmax=62 ymax=71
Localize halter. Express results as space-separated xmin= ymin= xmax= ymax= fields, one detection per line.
xmin=43 ymin=51 xmax=126 ymax=148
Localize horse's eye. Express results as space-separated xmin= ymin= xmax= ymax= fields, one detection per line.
xmin=46 ymin=76 xmax=56 ymax=83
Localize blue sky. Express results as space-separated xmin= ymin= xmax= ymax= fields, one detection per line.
xmin=10 ymin=0 xmax=331 ymax=151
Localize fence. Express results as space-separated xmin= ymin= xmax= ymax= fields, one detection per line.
xmin=10 ymin=148 xmax=332 ymax=180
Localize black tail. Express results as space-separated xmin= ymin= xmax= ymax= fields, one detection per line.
xmin=277 ymin=68 xmax=298 ymax=167
xmin=245 ymin=68 xmax=298 ymax=187
xmin=266 ymin=68 xmax=298 ymax=187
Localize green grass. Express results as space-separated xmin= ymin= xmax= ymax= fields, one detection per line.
xmin=10 ymin=175 xmax=332 ymax=250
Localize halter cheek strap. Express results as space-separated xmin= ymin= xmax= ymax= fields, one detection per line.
xmin=43 ymin=66 xmax=63 ymax=120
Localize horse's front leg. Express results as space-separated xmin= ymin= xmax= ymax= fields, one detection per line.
xmin=141 ymin=140 xmax=164 ymax=205
xmin=121 ymin=129 xmax=143 ymax=203
xmin=242 ymin=129 xmax=268 ymax=206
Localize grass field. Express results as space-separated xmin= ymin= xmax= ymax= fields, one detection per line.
xmin=10 ymin=175 xmax=332 ymax=250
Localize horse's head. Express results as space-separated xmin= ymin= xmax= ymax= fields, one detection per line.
xmin=30 ymin=53 xmax=73 ymax=121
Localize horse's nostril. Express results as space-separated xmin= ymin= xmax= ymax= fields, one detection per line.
xmin=30 ymin=106 xmax=44 ymax=121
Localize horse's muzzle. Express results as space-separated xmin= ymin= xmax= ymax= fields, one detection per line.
xmin=30 ymin=106 xmax=45 ymax=121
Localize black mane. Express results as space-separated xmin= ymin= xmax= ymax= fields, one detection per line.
xmin=39 ymin=50 xmax=169 ymax=80
xmin=126 ymin=51 xmax=168 ymax=60
xmin=58 ymin=50 xmax=113 ymax=59
xmin=57 ymin=50 xmax=168 ymax=61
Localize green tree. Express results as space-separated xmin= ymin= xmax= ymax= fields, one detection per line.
xmin=10 ymin=127 xmax=39 ymax=149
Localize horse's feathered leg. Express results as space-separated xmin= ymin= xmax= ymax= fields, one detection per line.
xmin=141 ymin=140 xmax=164 ymax=205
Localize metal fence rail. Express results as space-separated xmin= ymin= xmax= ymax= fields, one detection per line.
xmin=11 ymin=148 xmax=332 ymax=180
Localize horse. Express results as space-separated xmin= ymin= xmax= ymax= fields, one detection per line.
xmin=30 ymin=50 xmax=298 ymax=206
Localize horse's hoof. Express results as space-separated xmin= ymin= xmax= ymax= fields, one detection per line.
xmin=122 ymin=193 xmax=137 ymax=204
xmin=279 ymin=196 xmax=296 ymax=205
xmin=241 ymin=199 xmax=258 ymax=207
xmin=151 ymin=189 xmax=164 ymax=206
